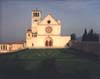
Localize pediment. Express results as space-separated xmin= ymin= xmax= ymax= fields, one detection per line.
xmin=39 ymin=14 xmax=58 ymax=25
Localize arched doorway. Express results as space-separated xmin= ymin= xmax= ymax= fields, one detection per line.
xmin=45 ymin=37 xmax=53 ymax=47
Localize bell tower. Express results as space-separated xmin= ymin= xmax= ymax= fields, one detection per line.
xmin=32 ymin=9 xmax=41 ymax=33
xmin=32 ymin=9 xmax=41 ymax=26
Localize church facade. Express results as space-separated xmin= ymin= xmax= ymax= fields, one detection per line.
xmin=26 ymin=9 xmax=71 ymax=48
xmin=0 ymin=9 xmax=71 ymax=53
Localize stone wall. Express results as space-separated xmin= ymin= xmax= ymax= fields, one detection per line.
xmin=0 ymin=42 xmax=25 ymax=53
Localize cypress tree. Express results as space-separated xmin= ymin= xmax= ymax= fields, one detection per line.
xmin=87 ymin=28 xmax=94 ymax=41
xmin=82 ymin=28 xmax=99 ymax=42
xmin=82 ymin=28 xmax=87 ymax=41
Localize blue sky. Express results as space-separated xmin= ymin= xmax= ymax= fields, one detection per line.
xmin=0 ymin=0 xmax=100 ymax=42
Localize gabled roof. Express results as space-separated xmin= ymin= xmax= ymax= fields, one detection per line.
xmin=39 ymin=13 xmax=59 ymax=25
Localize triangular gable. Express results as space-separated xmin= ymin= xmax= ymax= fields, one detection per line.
xmin=39 ymin=14 xmax=58 ymax=25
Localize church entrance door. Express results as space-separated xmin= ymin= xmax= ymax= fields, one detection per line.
xmin=45 ymin=37 xmax=53 ymax=47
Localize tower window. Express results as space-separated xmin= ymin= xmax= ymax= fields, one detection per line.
xmin=33 ymin=13 xmax=39 ymax=17
xmin=37 ymin=13 xmax=39 ymax=16
xmin=33 ymin=13 xmax=36 ymax=16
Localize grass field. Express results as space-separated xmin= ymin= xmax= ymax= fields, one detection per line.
xmin=0 ymin=48 xmax=100 ymax=79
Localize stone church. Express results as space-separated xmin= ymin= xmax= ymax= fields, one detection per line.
xmin=0 ymin=9 xmax=71 ymax=53
xmin=26 ymin=9 xmax=70 ymax=48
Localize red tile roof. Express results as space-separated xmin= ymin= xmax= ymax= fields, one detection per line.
xmin=0 ymin=41 xmax=25 ymax=44
xmin=27 ymin=29 xmax=32 ymax=32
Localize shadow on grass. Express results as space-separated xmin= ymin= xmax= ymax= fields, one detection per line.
xmin=0 ymin=48 xmax=100 ymax=79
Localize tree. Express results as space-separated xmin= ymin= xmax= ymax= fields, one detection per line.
xmin=87 ymin=28 xmax=94 ymax=41
xmin=82 ymin=28 xmax=87 ymax=41
xmin=82 ymin=28 xmax=99 ymax=42
xmin=93 ymin=33 xmax=99 ymax=41
xmin=71 ymin=33 xmax=76 ymax=40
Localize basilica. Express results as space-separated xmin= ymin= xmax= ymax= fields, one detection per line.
xmin=0 ymin=9 xmax=71 ymax=53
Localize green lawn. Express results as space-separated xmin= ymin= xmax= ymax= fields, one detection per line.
xmin=0 ymin=48 xmax=100 ymax=79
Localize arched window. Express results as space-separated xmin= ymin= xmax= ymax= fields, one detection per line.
xmin=6 ymin=45 xmax=7 ymax=50
xmin=3 ymin=45 xmax=5 ymax=50
xmin=1 ymin=45 xmax=2 ymax=50
xmin=33 ymin=32 xmax=37 ymax=37
xmin=34 ymin=12 xmax=39 ymax=17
